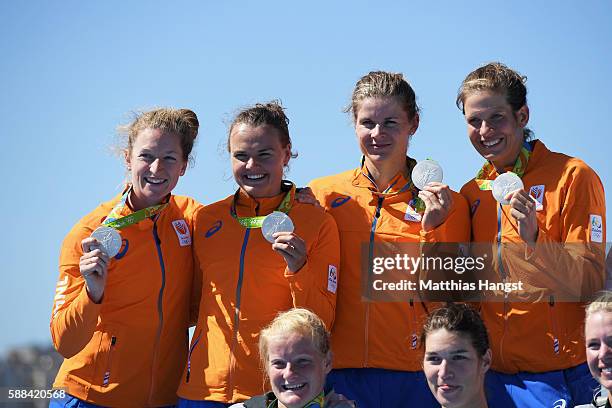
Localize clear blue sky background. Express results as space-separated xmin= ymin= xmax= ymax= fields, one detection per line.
xmin=1 ymin=1 xmax=610 ymax=353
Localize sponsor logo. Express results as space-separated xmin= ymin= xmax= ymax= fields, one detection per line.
xmin=331 ymin=196 xmax=351 ymax=208
xmin=470 ymin=199 xmax=480 ymax=216
xmin=529 ymin=185 xmax=544 ymax=211
xmin=590 ymin=214 xmax=603 ymax=243
xmin=172 ymin=220 xmax=192 ymax=246
xmin=553 ymin=399 xmax=567 ymax=408
xmin=205 ymin=220 xmax=223 ymax=238
xmin=327 ymin=265 xmax=338 ymax=293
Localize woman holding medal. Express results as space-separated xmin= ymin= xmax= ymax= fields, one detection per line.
xmin=177 ymin=101 xmax=340 ymax=406
xmin=50 ymin=108 xmax=202 ymax=407
xmin=457 ymin=62 xmax=607 ymax=407
xmin=308 ymin=71 xmax=471 ymax=407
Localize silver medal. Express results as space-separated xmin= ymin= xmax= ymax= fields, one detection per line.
xmin=411 ymin=159 xmax=444 ymax=190
xmin=492 ymin=172 xmax=524 ymax=205
xmin=91 ymin=226 xmax=122 ymax=258
xmin=261 ymin=211 xmax=294 ymax=243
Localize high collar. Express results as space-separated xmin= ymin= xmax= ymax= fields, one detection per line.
xmin=234 ymin=184 xmax=294 ymax=217
xmin=352 ymin=156 xmax=418 ymax=195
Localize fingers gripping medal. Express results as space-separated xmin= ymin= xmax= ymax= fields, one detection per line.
xmin=411 ymin=159 xmax=444 ymax=190
xmin=90 ymin=226 xmax=122 ymax=258
xmin=491 ymin=172 xmax=524 ymax=205
xmin=261 ymin=211 xmax=294 ymax=243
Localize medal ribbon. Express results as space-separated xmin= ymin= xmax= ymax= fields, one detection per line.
xmin=230 ymin=181 xmax=295 ymax=229
xmin=267 ymin=391 xmax=325 ymax=408
xmin=103 ymin=187 xmax=168 ymax=229
xmin=361 ymin=157 xmax=426 ymax=214
xmin=474 ymin=141 xmax=534 ymax=190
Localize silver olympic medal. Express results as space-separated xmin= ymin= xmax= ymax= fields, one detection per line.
xmin=411 ymin=159 xmax=444 ymax=190
xmin=492 ymin=172 xmax=524 ymax=205
xmin=261 ymin=211 xmax=295 ymax=243
xmin=90 ymin=226 xmax=122 ymax=258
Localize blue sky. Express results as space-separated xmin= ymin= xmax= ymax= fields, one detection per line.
xmin=1 ymin=1 xmax=610 ymax=352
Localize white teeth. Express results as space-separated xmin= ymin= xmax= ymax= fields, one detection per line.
xmin=245 ymin=174 xmax=265 ymax=180
xmin=482 ymin=139 xmax=502 ymax=147
xmin=283 ymin=383 xmax=306 ymax=390
xmin=603 ymin=367 xmax=612 ymax=373
xmin=145 ymin=177 xmax=165 ymax=184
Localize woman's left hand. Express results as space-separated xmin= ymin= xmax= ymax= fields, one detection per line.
xmin=272 ymin=232 xmax=307 ymax=273
xmin=419 ymin=182 xmax=453 ymax=232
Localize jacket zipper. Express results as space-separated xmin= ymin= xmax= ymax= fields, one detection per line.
xmin=186 ymin=330 xmax=203 ymax=383
xmin=496 ymin=203 xmax=508 ymax=367
xmin=102 ymin=336 xmax=116 ymax=387
xmin=148 ymin=220 xmax=166 ymax=405
xmin=364 ymin=196 xmax=384 ymax=366
xmin=228 ymin=227 xmax=251 ymax=400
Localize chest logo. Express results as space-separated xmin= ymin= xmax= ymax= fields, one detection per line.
xmin=331 ymin=196 xmax=351 ymax=208
xmin=529 ymin=185 xmax=545 ymax=211
xmin=172 ymin=220 xmax=192 ymax=246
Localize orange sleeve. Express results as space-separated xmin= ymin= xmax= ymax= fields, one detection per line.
xmin=189 ymin=205 xmax=204 ymax=327
xmin=50 ymin=225 xmax=102 ymax=358
xmin=284 ymin=213 xmax=340 ymax=330
xmin=420 ymin=191 xmax=471 ymax=243
xmin=525 ymin=164 xmax=606 ymax=299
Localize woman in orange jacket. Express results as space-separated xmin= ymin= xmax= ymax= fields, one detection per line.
xmin=177 ymin=101 xmax=340 ymax=406
xmin=308 ymin=71 xmax=470 ymax=407
xmin=457 ymin=62 xmax=606 ymax=407
xmin=50 ymin=108 xmax=202 ymax=407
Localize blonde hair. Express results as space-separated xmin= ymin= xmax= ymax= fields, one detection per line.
xmin=586 ymin=291 xmax=612 ymax=319
xmin=259 ymin=308 xmax=330 ymax=367
xmin=346 ymin=71 xmax=420 ymax=122
xmin=119 ymin=108 xmax=199 ymax=164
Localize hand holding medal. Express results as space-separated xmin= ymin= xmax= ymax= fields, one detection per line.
xmin=412 ymin=160 xmax=453 ymax=232
xmin=79 ymin=235 xmax=111 ymax=303
xmin=261 ymin=211 xmax=307 ymax=273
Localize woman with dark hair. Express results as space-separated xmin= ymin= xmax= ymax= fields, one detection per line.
xmin=422 ymin=303 xmax=492 ymax=408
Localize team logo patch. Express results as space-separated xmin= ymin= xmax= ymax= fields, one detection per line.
xmin=172 ymin=220 xmax=192 ymax=246
xmin=529 ymin=185 xmax=544 ymax=211
xmin=590 ymin=214 xmax=603 ymax=243
xmin=404 ymin=205 xmax=422 ymax=222
xmin=553 ymin=399 xmax=567 ymax=408
xmin=327 ymin=265 xmax=338 ymax=293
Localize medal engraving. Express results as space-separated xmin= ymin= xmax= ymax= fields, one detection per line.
xmin=412 ymin=160 xmax=444 ymax=190
xmin=91 ymin=226 xmax=122 ymax=258
xmin=492 ymin=172 xmax=524 ymax=205
xmin=261 ymin=211 xmax=295 ymax=243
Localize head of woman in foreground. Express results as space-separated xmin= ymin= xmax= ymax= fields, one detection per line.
xmin=422 ymin=303 xmax=492 ymax=408
xmin=228 ymin=101 xmax=296 ymax=199
xmin=120 ymin=108 xmax=199 ymax=210
xmin=259 ymin=308 xmax=332 ymax=408
xmin=347 ymin=71 xmax=420 ymax=171
xmin=456 ymin=62 xmax=531 ymax=170
xmin=585 ymin=291 xmax=612 ymax=399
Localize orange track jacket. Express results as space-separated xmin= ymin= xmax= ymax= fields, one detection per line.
xmin=177 ymin=188 xmax=340 ymax=402
xmin=461 ymin=140 xmax=606 ymax=373
xmin=50 ymin=194 xmax=201 ymax=407
xmin=309 ymin=158 xmax=470 ymax=371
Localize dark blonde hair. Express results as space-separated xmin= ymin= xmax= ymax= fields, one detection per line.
xmin=421 ymin=303 xmax=490 ymax=357
xmin=259 ymin=308 xmax=330 ymax=367
xmin=120 ymin=108 xmax=199 ymax=164
xmin=346 ymin=71 xmax=420 ymax=121
xmin=586 ymin=291 xmax=612 ymax=319
xmin=227 ymin=100 xmax=297 ymax=159
xmin=456 ymin=62 xmax=532 ymax=139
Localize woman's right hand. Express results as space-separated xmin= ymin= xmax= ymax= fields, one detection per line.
xmin=79 ymin=237 xmax=110 ymax=304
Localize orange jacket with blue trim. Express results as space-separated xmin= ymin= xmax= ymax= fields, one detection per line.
xmin=177 ymin=187 xmax=340 ymax=403
xmin=460 ymin=140 xmax=606 ymax=373
xmin=50 ymin=193 xmax=201 ymax=407
xmin=309 ymin=157 xmax=471 ymax=371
